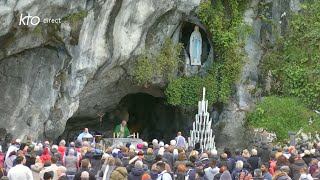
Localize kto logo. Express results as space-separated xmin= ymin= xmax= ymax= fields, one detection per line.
xmin=19 ymin=14 xmax=40 ymax=25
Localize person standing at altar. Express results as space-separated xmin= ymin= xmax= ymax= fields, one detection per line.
xmin=175 ymin=132 xmax=186 ymax=149
xmin=114 ymin=120 xmax=130 ymax=138
xmin=77 ymin=128 xmax=93 ymax=141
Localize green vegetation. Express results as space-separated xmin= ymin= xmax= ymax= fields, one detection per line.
xmin=165 ymin=0 xmax=249 ymax=107
xmin=63 ymin=10 xmax=88 ymax=23
xmin=262 ymin=0 xmax=320 ymax=109
xmin=33 ymin=24 xmax=43 ymax=35
xmin=247 ymin=96 xmax=320 ymax=142
xmin=133 ymin=38 xmax=183 ymax=87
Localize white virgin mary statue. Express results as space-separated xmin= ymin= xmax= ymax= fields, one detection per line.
xmin=189 ymin=26 xmax=202 ymax=66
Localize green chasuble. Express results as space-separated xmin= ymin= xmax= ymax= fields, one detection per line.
xmin=114 ymin=124 xmax=130 ymax=138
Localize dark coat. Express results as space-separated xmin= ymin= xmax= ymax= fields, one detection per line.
xmin=213 ymin=173 xmax=222 ymax=180
xmin=217 ymin=158 xmax=233 ymax=172
xmin=143 ymin=154 xmax=156 ymax=170
xmin=247 ymin=155 xmax=261 ymax=172
xmin=163 ymin=151 xmax=174 ymax=168
xmin=290 ymin=159 xmax=308 ymax=180
xmin=258 ymin=145 xmax=271 ymax=163
xmin=302 ymin=155 xmax=312 ymax=166
xmin=128 ymin=167 xmax=144 ymax=180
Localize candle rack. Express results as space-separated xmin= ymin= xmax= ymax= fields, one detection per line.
xmin=188 ymin=87 xmax=216 ymax=152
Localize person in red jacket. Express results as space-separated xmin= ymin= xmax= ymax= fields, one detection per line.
xmin=58 ymin=140 xmax=66 ymax=164
xmin=40 ymin=147 xmax=52 ymax=163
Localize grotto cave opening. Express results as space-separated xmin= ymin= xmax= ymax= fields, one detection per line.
xmin=59 ymin=93 xmax=190 ymax=143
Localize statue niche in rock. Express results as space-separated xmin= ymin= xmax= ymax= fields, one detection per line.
xmin=189 ymin=26 xmax=202 ymax=66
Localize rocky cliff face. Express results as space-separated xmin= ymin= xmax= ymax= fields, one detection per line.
xmin=214 ymin=0 xmax=301 ymax=147
xmin=0 ymin=0 xmax=300 ymax=146
xmin=0 ymin=0 xmax=199 ymax=140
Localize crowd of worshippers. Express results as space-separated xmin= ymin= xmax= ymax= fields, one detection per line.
xmin=2 ymin=136 xmax=320 ymax=180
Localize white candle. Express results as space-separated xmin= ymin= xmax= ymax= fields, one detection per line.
xmin=202 ymin=101 xmax=205 ymax=113
xmin=203 ymin=87 xmax=206 ymax=100
xmin=205 ymin=100 xmax=208 ymax=112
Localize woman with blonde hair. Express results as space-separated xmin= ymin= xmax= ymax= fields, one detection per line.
xmin=189 ymin=150 xmax=199 ymax=159
xmin=242 ymin=149 xmax=250 ymax=160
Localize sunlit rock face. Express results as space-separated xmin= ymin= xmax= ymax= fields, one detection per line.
xmin=0 ymin=0 xmax=200 ymax=140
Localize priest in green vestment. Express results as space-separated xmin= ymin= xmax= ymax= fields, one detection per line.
xmin=114 ymin=120 xmax=130 ymax=138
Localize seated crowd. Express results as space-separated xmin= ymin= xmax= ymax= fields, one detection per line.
xmin=0 ymin=136 xmax=320 ymax=180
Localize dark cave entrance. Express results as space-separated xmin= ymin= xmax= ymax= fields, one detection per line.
xmin=60 ymin=93 xmax=190 ymax=143
xmin=117 ymin=93 xmax=189 ymax=142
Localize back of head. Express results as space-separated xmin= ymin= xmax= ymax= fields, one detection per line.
xmin=44 ymin=160 xmax=52 ymax=167
xmin=221 ymin=153 xmax=228 ymax=159
xmin=242 ymin=149 xmax=250 ymax=158
xmin=80 ymin=171 xmax=90 ymax=180
xmin=51 ymin=156 xmax=58 ymax=164
xmin=251 ymin=149 xmax=258 ymax=156
xmin=44 ymin=171 xmax=54 ymax=180
xmin=189 ymin=155 xmax=197 ymax=163
xmin=134 ymin=160 xmax=143 ymax=168
xmin=152 ymin=139 xmax=158 ymax=146
xmin=235 ymin=160 xmax=244 ymax=169
xmin=170 ymin=140 xmax=176 ymax=146
xmin=221 ymin=165 xmax=228 ymax=173
xmin=52 ymin=145 xmax=58 ymax=150
xmin=235 ymin=149 xmax=241 ymax=155
xmin=81 ymin=159 xmax=90 ymax=168
xmin=59 ymin=140 xmax=66 ymax=146
xmin=159 ymin=141 xmax=164 ymax=147
xmin=68 ymin=149 xmax=75 ymax=156
xmin=15 ymin=155 xmax=24 ymax=164
xmin=211 ymin=149 xmax=217 ymax=156
xmin=177 ymin=164 xmax=186 ymax=172
xmin=196 ymin=169 xmax=205 ymax=177
xmin=156 ymin=161 xmax=166 ymax=172
xmin=106 ymin=156 xmax=115 ymax=166
xmin=210 ymin=159 xmax=217 ymax=167
xmin=69 ymin=142 xmax=75 ymax=147
xmin=58 ymin=166 xmax=67 ymax=174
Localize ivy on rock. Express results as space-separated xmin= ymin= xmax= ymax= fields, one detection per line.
xmin=133 ymin=38 xmax=183 ymax=87
xmin=262 ymin=0 xmax=320 ymax=110
xmin=165 ymin=0 xmax=249 ymax=107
